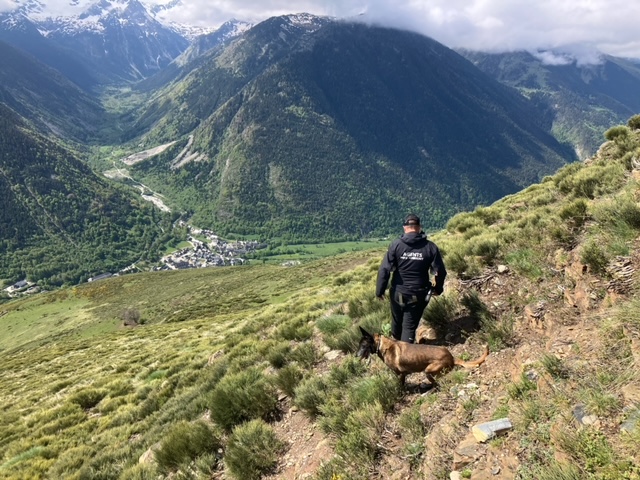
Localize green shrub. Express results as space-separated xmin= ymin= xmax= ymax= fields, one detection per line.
xmin=118 ymin=464 xmax=156 ymax=480
xmin=445 ymin=250 xmax=471 ymax=277
xmin=326 ymin=355 xmax=367 ymax=389
xmin=605 ymin=125 xmax=629 ymax=141
xmin=274 ymin=364 xmax=304 ymax=397
xmin=318 ymin=397 xmax=350 ymax=435
xmin=335 ymin=403 xmax=385 ymax=464
xmin=422 ymin=293 xmax=459 ymax=338
xmin=208 ymin=368 xmax=278 ymax=431
xmin=290 ymin=342 xmax=317 ymax=368
xmin=69 ymin=388 xmax=108 ymax=409
xmin=462 ymin=291 xmax=515 ymax=349
xmin=316 ymin=315 xmax=360 ymax=352
xmin=397 ymin=404 xmax=426 ymax=468
xmin=628 ymin=114 xmax=640 ymax=130
xmin=446 ymin=212 xmax=484 ymax=233
xmin=316 ymin=315 xmax=352 ymax=335
xmin=224 ymin=419 xmax=285 ymax=480
xmin=505 ymin=248 xmax=543 ymax=279
xmin=471 ymin=236 xmax=501 ymax=265
xmin=558 ymin=199 xmax=589 ymax=228
xmin=553 ymin=162 xmax=584 ymax=188
xmin=580 ymin=240 xmax=609 ymax=275
xmin=294 ymin=375 xmax=328 ymax=416
xmin=154 ymin=420 xmax=220 ymax=474
xmin=276 ymin=315 xmax=313 ymax=341
xmin=473 ymin=206 xmax=502 ymax=226
xmin=347 ymin=372 xmax=401 ymax=413
xmin=264 ymin=341 xmax=291 ymax=369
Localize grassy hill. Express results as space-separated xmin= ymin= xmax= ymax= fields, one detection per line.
xmin=1 ymin=118 xmax=639 ymax=479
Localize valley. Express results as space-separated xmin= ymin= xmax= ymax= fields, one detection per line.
xmin=1 ymin=125 xmax=640 ymax=479
xmin=1 ymin=3 xmax=640 ymax=478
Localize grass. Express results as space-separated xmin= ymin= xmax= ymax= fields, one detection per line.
xmin=2 ymin=126 xmax=640 ymax=479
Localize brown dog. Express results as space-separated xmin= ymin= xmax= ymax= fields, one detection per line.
xmin=356 ymin=327 xmax=488 ymax=387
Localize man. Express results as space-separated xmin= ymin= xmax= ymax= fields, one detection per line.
xmin=376 ymin=214 xmax=447 ymax=343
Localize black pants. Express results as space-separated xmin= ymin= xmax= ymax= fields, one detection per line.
xmin=390 ymin=289 xmax=429 ymax=343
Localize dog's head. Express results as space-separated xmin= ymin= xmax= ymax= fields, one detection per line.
xmin=355 ymin=326 xmax=377 ymax=360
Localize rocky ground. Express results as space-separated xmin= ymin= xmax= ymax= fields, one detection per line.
xmin=258 ymin=242 xmax=640 ymax=480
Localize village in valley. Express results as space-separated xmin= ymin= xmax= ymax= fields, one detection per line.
xmin=156 ymin=226 xmax=267 ymax=271
xmin=3 ymin=225 xmax=268 ymax=299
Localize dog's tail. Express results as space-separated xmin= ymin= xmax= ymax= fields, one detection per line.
xmin=454 ymin=345 xmax=489 ymax=368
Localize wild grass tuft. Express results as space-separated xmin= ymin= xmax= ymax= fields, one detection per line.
xmin=154 ymin=420 xmax=220 ymax=474
xmin=507 ymin=373 xmax=537 ymax=400
xmin=335 ymin=403 xmax=385 ymax=465
xmin=461 ymin=290 xmax=515 ymax=349
xmin=224 ymin=419 xmax=286 ymax=480
xmin=294 ymin=375 xmax=329 ymax=417
xmin=540 ymin=354 xmax=569 ymax=380
xmin=316 ymin=315 xmax=359 ymax=352
xmin=208 ymin=368 xmax=278 ymax=431
xmin=398 ymin=404 xmax=427 ymax=469
xmin=422 ymin=293 xmax=459 ymax=338
xmin=68 ymin=388 xmax=108 ymax=410
xmin=274 ymin=364 xmax=304 ymax=397
xmin=346 ymin=370 xmax=401 ymax=413
xmin=290 ymin=342 xmax=318 ymax=368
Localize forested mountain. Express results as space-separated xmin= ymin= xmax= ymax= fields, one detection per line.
xmin=0 ymin=104 xmax=178 ymax=286
xmin=459 ymin=50 xmax=640 ymax=159
xmin=0 ymin=40 xmax=107 ymax=141
xmin=119 ymin=15 xmax=574 ymax=240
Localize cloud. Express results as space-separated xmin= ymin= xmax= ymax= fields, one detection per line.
xmin=9 ymin=0 xmax=640 ymax=61
xmin=149 ymin=0 xmax=640 ymax=62
xmin=0 ymin=0 xmax=16 ymax=13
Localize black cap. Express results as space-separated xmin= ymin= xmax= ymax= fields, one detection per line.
xmin=403 ymin=214 xmax=420 ymax=226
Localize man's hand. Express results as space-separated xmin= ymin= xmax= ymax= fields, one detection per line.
xmin=377 ymin=294 xmax=386 ymax=301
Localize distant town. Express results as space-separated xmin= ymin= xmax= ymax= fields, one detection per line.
xmin=155 ymin=226 xmax=267 ymax=271
xmin=4 ymin=225 xmax=268 ymax=298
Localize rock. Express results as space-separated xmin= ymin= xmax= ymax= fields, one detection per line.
xmin=492 ymin=466 xmax=501 ymax=475
xmin=453 ymin=434 xmax=484 ymax=469
xmin=450 ymin=472 xmax=462 ymax=480
xmin=582 ymin=415 xmax=599 ymax=426
xmin=621 ymin=408 xmax=640 ymax=433
xmin=572 ymin=404 xmax=586 ymax=424
xmin=472 ymin=418 xmax=513 ymax=442
xmin=139 ymin=447 xmax=156 ymax=465
xmin=497 ymin=265 xmax=509 ymax=274
xmin=323 ymin=350 xmax=341 ymax=361
xmin=621 ymin=383 xmax=640 ymax=404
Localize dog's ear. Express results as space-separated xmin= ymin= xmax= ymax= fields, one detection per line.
xmin=359 ymin=326 xmax=373 ymax=339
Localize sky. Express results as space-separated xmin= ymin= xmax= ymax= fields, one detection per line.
xmin=3 ymin=0 xmax=640 ymax=62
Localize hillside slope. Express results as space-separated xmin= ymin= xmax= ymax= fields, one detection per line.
xmin=460 ymin=50 xmax=640 ymax=159
xmin=0 ymin=40 xmax=107 ymax=141
xmin=112 ymin=15 xmax=574 ymax=240
xmin=1 ymin=118 xmax=639 ymax=479
xmin=0 ymin=104 xmax=178 ymax=287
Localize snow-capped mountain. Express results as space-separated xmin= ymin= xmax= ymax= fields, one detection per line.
xmin=0 ymin=0 xmax=194 ymax=83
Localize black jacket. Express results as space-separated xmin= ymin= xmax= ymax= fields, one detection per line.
xmin=376 ymin=232 xmax=447 ymax=297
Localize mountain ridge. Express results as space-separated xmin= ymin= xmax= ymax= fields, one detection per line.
xmin=118 ymin=17 xmax=574 ymax=240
